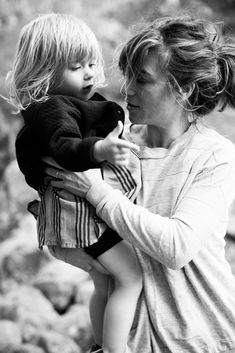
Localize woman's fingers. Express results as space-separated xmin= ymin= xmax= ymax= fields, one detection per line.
xmin=45 ymin=167 xmax=58 ymax=177
xmin=50 ymin=179 xmax=64 ymax=188
xmin=45 ymin=167 xmax=64 ymax=179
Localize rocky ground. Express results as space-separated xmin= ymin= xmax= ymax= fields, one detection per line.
xmin=0 ymin=214 xmax=94 ymax=353
xmin=0 ymin=161 xmax=95 ymax=353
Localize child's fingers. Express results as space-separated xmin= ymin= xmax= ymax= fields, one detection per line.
xmin=113 ymin=151 xmax=132 ymax=166
xmin=116 ymin=139 xmax=140 ymax=152
xmin=108 ymin=120 xmax=124 ymax=138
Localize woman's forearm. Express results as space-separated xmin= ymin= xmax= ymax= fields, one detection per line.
xmin=86 ymin=183 xmax=205 ymax=270
xmin=86 ymin=159 xmax=232 ymax=271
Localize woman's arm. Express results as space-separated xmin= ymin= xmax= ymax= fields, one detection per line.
xmin=47 ymin=149 xmax=235 ymax=270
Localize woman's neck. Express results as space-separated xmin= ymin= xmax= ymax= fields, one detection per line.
xmin=132 ymin=114 xmax=190 ymax=148
xmin=147 ymin=119 xmax=189 ymax=148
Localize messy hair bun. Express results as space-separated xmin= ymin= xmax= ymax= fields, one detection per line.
xmin=119 ymin=15 xmax=235 ymax=117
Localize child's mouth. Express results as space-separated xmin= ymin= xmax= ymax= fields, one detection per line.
xmin=83 ymin=85 xmax=93 ymax=93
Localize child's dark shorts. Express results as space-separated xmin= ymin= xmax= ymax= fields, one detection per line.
xmin=84 ymin=228 xmax=122 ymax=259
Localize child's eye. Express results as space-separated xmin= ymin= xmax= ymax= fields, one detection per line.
xmin=69 ymin=62 xmax=82 ymax=71
xmin=89 ymin=63 xmax=96 ymax=68
xmin=70 ymin=65 xmax=81 ymax=71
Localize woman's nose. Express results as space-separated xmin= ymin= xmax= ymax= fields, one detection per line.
xmin=125 ymin=81 xmax=136 ymax=96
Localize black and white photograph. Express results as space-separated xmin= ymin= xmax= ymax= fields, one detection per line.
xmin=0 ymin=1 xmax=235 ymax=352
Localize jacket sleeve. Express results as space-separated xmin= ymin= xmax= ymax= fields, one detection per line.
xmin=33 ymin=97 xmax=102 ymax=171
xmin=86 ymin=148 xmax=235 ymax=270
xmin=15 ymin=124 xmax=45 ymax=190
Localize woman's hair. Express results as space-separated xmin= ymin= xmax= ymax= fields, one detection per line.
xmin=7 ymin=13 xmax=105 ymax=111
xmin=119 ymin=15 xmax=235 ymax=117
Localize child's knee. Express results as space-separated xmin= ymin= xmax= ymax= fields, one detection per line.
xmin=90 ymin=269 xmax=110 ymax=296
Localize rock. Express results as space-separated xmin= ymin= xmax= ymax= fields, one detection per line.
xmin=75 ymin=279 xmax=94 ymax=306
xmin=0 ymin=285 xmax=58 ymax=329
xmin=33 ymin=260 xmax=89 ymax=313
xmin=7 ymin=344 xmax=45 ymax=353
xmin=35 ymin=279 xmax=74 ymax=314
xmin=37 ymin=330 xmax=81 ymax=353
xmin=0 ymin=215 xmax=51 ymax=289
xmin=0 ymin=320 xmax=22 ymax=351
xmin=3 ymin=160 xmax=37 ymax=217
xmin=0 ymin=292 xmax=19 ymax=321
xmin=54 ymin=304 xmax=93 ymax=352
xmin=21 ymin=322 xmax=42 ymax=347
xmin=0 ymin=160 xmax=37 ymax=241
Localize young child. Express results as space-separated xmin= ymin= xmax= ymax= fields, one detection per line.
xmin=7 ymin=14 xmax=142 ymax=353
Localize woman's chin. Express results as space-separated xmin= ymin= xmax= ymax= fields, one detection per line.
xmin=128 ymin=115 xmax=142 ymax=124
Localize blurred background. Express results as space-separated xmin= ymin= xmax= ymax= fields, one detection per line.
xmin=0 ymin=1 xmax=235 ymax=352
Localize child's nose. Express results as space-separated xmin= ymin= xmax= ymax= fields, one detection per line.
xmin=84 ymin=66 xmax=94 ymax=80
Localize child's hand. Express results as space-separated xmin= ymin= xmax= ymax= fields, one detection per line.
xmin=93 ymin=121 xmax=139 ymax=166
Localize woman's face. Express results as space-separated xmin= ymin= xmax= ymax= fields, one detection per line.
xmin=125 ymin=49 xmax=178 ymax=128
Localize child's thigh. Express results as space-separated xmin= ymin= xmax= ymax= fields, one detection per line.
xmin=97 ymin=241 xmax=142 ymax=283
xmin=48 ymin=245 xmax=110 ymax=274
xmin=47 ymin=245 xmax=91 ymax=271
xmin=89 ymin=268 xmax=110 ymax=294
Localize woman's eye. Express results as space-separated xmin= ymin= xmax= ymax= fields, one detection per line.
xmin=89 ymin=63 xmax=96 ymax=68
xmin=136 ymin=78 xmax=146 ymax=84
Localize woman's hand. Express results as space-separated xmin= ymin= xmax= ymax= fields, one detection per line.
xmin=45 ymin=166 xmax=103 ymax=198
xmin=48 ymin=246 xmax=109 ymax=274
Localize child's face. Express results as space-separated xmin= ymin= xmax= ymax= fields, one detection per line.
xmin=54 ymin=57 xmax=96 ymax=100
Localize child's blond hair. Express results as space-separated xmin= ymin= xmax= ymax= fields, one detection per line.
xmin=7 ymin=13 xmax=105 ymax=112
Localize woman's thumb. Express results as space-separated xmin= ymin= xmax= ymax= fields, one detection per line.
xmin=109 ymin=121 xmax=124 ymax=137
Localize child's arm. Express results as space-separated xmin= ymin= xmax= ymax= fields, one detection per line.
xmin=30 ymin=96 xmax=104 ymax=172
xmin=93 ymin=121 xmax=139 ymax=166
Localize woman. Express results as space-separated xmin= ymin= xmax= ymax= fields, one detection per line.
xmin=18 ymin=15 xmax=235 ymax=352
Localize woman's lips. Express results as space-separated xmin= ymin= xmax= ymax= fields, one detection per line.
xmin=127 ymin=102 xmax=139 ymax=109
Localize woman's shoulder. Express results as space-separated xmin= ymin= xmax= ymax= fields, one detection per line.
xmin=188 ymin=122 xmax=235 ymax=164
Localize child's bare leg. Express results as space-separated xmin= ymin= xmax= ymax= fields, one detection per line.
xmin=48 ymin=246 xmax=109 ymax=347
xmin=89 ymin=269 xmax=110 ymax=347
xmin=98 ymin=240 xmax=143 ymax=353
xmin=47 ymin=245 xmax=108 ymax=273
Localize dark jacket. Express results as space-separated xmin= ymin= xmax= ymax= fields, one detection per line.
xmin=15 ymin=93 xmax=125 ymax=190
